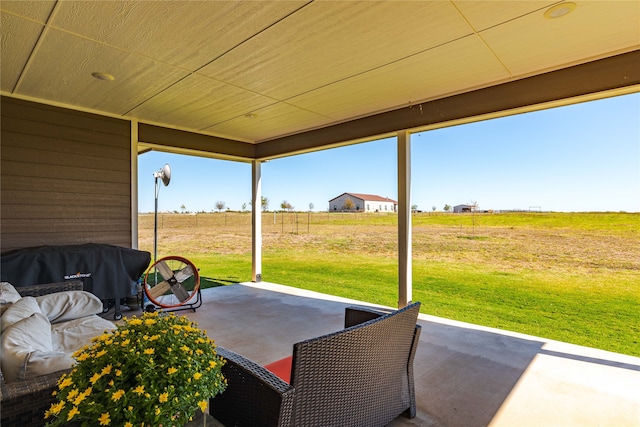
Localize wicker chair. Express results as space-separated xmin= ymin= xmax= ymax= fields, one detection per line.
xmin=211 ymin=302 xmax=421 ymax=427
xmin=0 ymin=281 xmax=82 ymax=427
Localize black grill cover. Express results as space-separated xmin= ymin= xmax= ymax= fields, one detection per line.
xmin=1 ymin=243 xmax=151 ymax=301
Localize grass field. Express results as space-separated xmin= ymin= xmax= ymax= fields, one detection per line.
xmin=138 ymin=211 xmax=640 ymax=356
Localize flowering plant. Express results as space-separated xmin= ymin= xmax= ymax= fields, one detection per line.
xmin=45 ymin=312 xmax=226 ymax=427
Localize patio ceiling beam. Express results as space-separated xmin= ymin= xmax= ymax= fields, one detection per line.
xmin=138 ymin=123 xmax=255 ymax=161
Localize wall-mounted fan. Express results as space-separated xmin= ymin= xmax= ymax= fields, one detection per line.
xmin=144 ymin=256 xmax=200 ymax=309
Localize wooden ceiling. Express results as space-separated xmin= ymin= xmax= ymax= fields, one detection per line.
xmin=1 ymin=1 xmax=639 ymax=160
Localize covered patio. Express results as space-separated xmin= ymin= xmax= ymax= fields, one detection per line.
xmin=106 ymin=283 xmax=640 ymax=427
xmin=2 ymin=2 xmax=640 ymax=425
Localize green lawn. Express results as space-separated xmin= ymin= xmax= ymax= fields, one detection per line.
xmin=141 ymin=212 xmax=640 ymax=357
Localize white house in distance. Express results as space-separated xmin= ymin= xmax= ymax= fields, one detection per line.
xmin=328 ymin=193 xmax=397 ymax=213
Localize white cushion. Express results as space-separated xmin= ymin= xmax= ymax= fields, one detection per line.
xmin=0 ymin=313 xmax=73 ymax=383
xmin=51 ymin=315 xmax=115 ymax=353
xmin=36 ymin=291 xmax=104 ymax=324
xmin=1 ymin=297 xmax=41 ymax=333
xmin=0 ymin=282 xmax=21 ymax=316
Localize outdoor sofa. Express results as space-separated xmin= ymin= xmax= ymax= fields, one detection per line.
xmin=0 ymin=280 xmax=115 ymax=427
xmin=210 ymin=301 xmax=422 ymax=427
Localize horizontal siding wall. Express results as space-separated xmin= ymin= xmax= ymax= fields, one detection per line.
xmin=1 ymin=96 xmax=132 ymax=252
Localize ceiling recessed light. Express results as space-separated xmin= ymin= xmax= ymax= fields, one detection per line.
xmin=544 ymin=2 xmax=576 ymax=19
xmin=91 ymin=72 xmax=115 ymax=81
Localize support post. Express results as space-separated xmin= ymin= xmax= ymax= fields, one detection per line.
xmin=131 ymin=120 xmax=139 ymax=249
xmin=252 ymin=161 xmax=263 ymax=282
xmin=398 ymin=131 xmax=412 ymax=308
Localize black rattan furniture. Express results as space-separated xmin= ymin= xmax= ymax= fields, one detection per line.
xmin=0 ymin=281 xmax=82 ymax=427
xmin=211 ymin=302 xmax=421 ymax=427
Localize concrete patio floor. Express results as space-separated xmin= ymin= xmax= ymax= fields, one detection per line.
xmin=120 ymin=282 xmax=640 ymax=426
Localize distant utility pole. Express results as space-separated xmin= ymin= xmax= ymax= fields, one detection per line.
xmin=471 ymin=200 xmax=478 ymax=238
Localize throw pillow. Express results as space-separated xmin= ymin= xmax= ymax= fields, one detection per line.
xmin=1 ymin=296 xmax=41 ymax=333
xmin=0 ymin=312 xmax=73 ymax=383
xmin=36 ymin=291 xmax=104 ymax=324
xmin=0 ymin=282 xmax=21 ymax=316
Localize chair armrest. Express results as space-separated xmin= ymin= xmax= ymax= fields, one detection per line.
xmin=211 ymin=347 xmax=295 ymax=427
xmin=344 ymin=305 xmax=391 ymax=328
xmin=15 ymin=280 xmax=83 ymax=297
xmin=1 ymin=369 xmax=70 ymax=426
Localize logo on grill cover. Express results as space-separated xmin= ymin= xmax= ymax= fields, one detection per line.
xmin=64 ymin=272 xmax=92 ymax=280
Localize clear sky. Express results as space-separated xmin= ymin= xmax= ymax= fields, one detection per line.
xmin=138 ymin=92 xmax=640 ymax=213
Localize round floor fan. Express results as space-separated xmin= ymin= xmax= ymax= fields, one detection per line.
xmin=143 ymin=256 xmax=200 ymax=309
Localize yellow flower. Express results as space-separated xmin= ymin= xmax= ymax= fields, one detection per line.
xmin=67 ymin=406 xmax=80 ymax=421
xmin=115 ymin=369 xmax=122 ymax=377
xmin=98 ymin=412 xmax=111 ymax=425
xmin=129 ymin=318 xmax=143 ymax=326
xmin=125 ymin=423 xmax=133 ymax=427
xmin=133 ymin=385 xmax=145 ymax=395
xmin=97 ymin=333 xmax=111 ymax=342
xmin=48 ymin=401 xmax=65 ymax=416
xmin=59 ymin=376 xmax=73 ymax=389
xmin=159 ymin=392 xmax=169 ymax=403
xmin=209 ymin=360 xmax=217 ymax=369
xmin=101 ymin=364 xmax=113 ymax=375
xmin=112 ymin=389 xmax=125 ymax=401
xmin=73 ymin=392 xmax=86 ymax=406
xmin=66 ymin=388 xmax=79 ymax=401
xmin=167 ymin=367 xmax=178 ymax=375
xmin=96 ymin=349 xmax=107 ymax=357
xmin=198 ymin=400 xmax=208 ymax=412
xmin=155 ymin=406 xmax=161 ymax=415
xmin=144 ymin=318 xmax=157 ymax=326
xmin=90 ymin=373 xmax=102 ymax=384
xmin=193 ymin=372 xmax=203 ymax=380
xmin=76 ymin=352 xmax=89 ymax=361
xmin=143 ymin=348 xmax=155 ymax=355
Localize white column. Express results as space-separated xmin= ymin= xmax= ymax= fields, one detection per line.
xmin=252 ymin=160 xmax=263 ymax=282
xmin=398 ymin=131 xmax=412 ymax=308
xmin=131 ymin=120 xmax=139 ymax=249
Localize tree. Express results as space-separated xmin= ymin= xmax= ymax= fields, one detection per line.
xmin=241 ymin=202 xmax=247 ymax=212
xmin=280 ymin=200 xmax=293 ymax=211
xmin=411 ymin=204 xmax=418 ymax=212
xmin=215 ymin=201 xmax=225 ymax=212
xmin=180 ymin=204 xmax=186 ymax=214
xmin=432 ymin=206 xmax=437 ymax=212
xmin=251 ymin=197 xmax=270 ymax=211
xmin=343 ymin=198 xmax=355 ymax=211
xmin=309 ymin=203 xmax=314 ymax=211
xmin=444 ymin=204 xmax=451 ymax=212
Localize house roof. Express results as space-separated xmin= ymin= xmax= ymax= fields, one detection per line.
xmin=330 ymin=193 xmax=398 ymax=204
xmin=1 ymin=1 xmax=638 ymax=161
